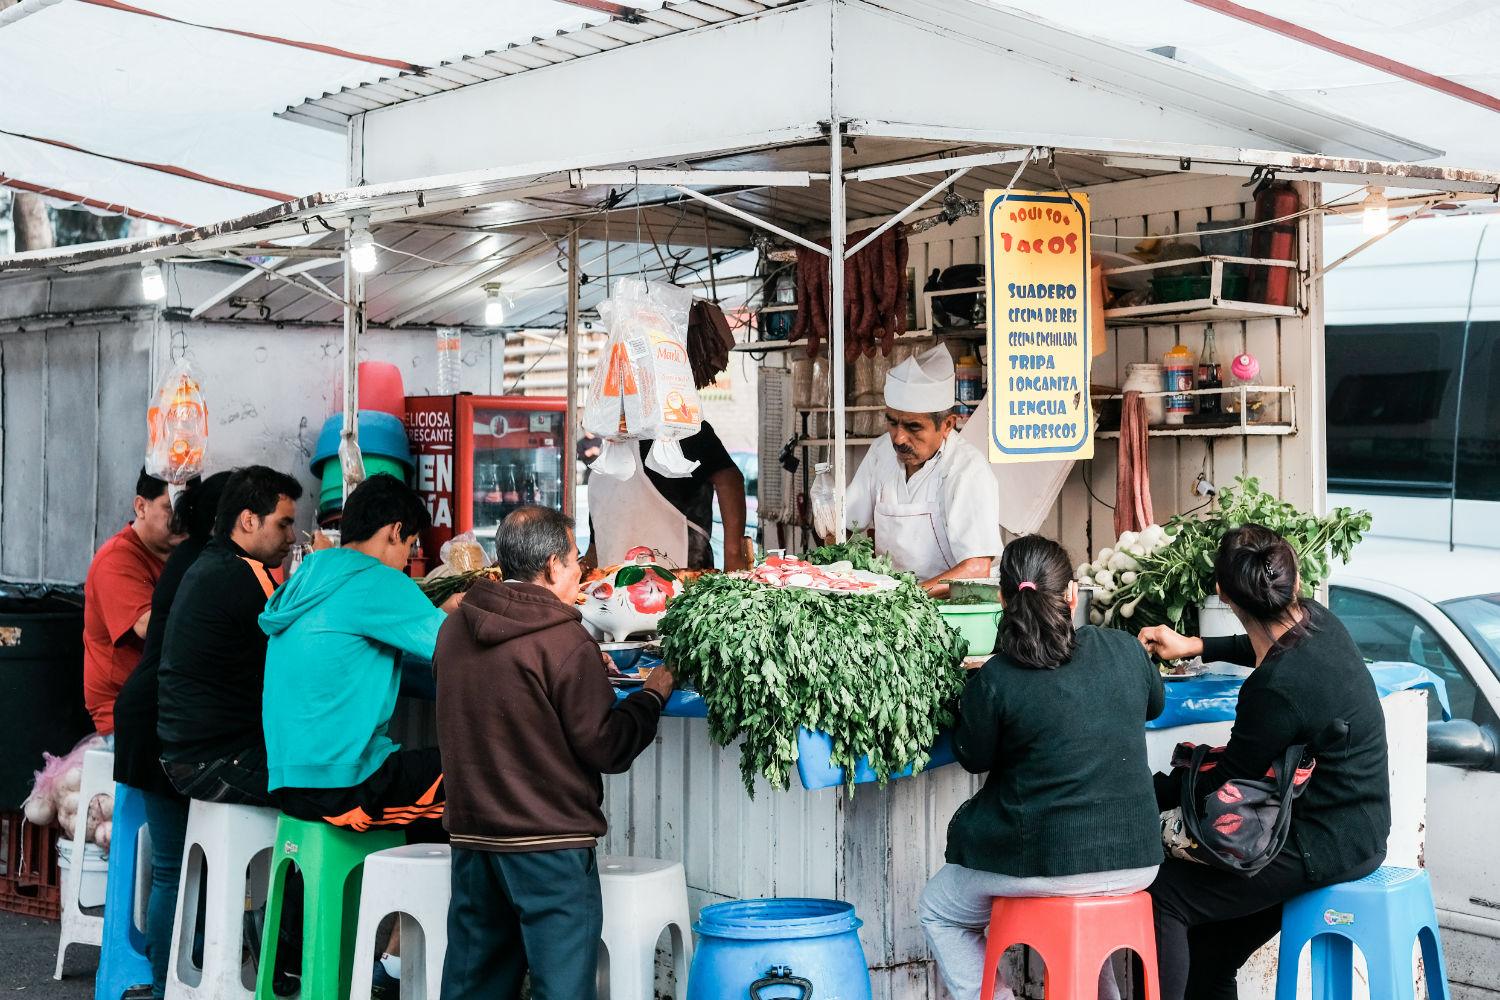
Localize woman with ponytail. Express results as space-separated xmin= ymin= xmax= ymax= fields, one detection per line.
xmin=1138 ymin=524 xmax=1389 ymax=1000
xmin=920 ymin=535 xmax=1166 ymax=1000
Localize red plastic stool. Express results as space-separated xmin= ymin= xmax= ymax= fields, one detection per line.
xmin=981 ymin=892 xmax=1160 ymax=1000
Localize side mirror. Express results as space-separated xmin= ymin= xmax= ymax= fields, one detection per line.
xmin=1427 ymin=720 xmax=1500 ymax=770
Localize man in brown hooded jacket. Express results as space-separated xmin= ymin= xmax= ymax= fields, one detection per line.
xmin=436 ymin=504 xmax=674 ymax=1000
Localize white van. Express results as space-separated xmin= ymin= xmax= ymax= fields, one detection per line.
xmin=1323 ymin=212 xmax=1500 ymax=549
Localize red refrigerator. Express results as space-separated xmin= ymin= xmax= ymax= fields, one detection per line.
xmin=403 ymin=395 xmax=570 ymax=562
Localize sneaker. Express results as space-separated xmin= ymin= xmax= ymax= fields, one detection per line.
xmin=371 ymin=958 xmax=399 ymax=1000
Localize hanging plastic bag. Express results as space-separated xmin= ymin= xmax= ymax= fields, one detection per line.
xmin=146 ymin=359 xmax=208 ymax=484
xmin=583 ymin=278 xmax=701 ymax=479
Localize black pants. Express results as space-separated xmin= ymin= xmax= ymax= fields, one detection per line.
xmin=1148 ymin=849 xmax=1383 ymax=1000
xmin=162 ymin=744 xmax=273 ymax=807
xmin=440 ymin=847 xmax=602 ymax=1000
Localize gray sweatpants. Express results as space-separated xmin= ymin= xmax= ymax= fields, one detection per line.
xmin=919 ymin=862 xmax=1159 ymax=1000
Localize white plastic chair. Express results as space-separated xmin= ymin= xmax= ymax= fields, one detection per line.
xmin=348 ymin=843 xmax=451 ymax=1000
xmin=596 ymin=855 xmax=693 ymax=1000
xmin=165 ymin=800 xmax=279 ymax=1000
xmin=54 ymin=748 xmax=112 ymax=979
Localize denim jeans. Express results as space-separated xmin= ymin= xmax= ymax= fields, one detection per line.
xmin=918 ymin=862 xmax=1159 ymax=1000
xmin=139 ymin=789 xmax=190 ymax=999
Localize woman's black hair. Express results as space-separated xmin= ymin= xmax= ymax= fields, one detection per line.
xmin=995 ymin=534 xmax=1076 ymax=670
xmin=1215 ymin=523 xmax=1302 ymax=629
xmin=171 ymin=471 xmax=233 ymax=542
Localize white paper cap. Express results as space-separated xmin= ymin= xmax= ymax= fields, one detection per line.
xmin=884 ymin=344 xmax=956 ymax=413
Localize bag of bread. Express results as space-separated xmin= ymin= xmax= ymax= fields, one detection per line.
xmin=584 ymin=277 xmax=702 ymax=478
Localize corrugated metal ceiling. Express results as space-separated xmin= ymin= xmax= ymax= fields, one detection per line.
xmin=279 ymin=0 xmax=798 ymax=131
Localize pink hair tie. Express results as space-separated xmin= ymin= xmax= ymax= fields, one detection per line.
xmin=1017 ymin=581 xmax=1037 ymax=591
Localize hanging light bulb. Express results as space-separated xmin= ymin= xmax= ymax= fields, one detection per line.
xmin=348 ymin=216 xmax=377 ymax=273
xmin=484 ymin=282 xmax=505 ymax=326
xmin=1361 ymin=186 xmax=1390 ymax=236
xmin=141 ymin=261 xmax=165 ymax=301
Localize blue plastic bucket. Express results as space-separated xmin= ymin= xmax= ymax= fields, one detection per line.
xmin=688 ymin=898 xmax=872 ymax=1000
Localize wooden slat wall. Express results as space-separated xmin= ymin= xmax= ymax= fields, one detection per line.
xmin=600 ymin=720 xmax=842 ymax=915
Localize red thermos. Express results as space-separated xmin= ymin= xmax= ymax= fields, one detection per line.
xmin=1248 ymin=183 xmax=1299 ymax=307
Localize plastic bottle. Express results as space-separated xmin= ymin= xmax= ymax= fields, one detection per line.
xmin=501 ymin=465 xmax=520 ymax=505
xmin=436 ymin=327 xmax=462 ymax=394
xmin=810 ymin=463 xmax=838 ymax=540
xmin=1225 ymin=352 xmax=1270 ymax=423
xmin=1197 ymin=325 xmax=1223 ymax=416
xmin=1162 ymin=344 xmax=1196 ymax=425
xmin=955 ymin=356 xmax=984 ymax=403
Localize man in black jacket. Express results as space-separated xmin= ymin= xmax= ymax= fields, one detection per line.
xmin=157 ymin=465 xmax=301 ymax=805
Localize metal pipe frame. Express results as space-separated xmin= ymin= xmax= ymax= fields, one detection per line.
xmin=843 ymin=164 xmax=975 ymax=260
xmin=572 ymin=169 xmax=813 ymax=188
xmin=670 ymin=185 xmax=830 ymax=257
xmin=845 ymin=147 xmax=1042 ymax=183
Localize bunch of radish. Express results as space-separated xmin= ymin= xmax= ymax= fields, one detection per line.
xmin=1076 ymin=524 xmax=1175 ymax=626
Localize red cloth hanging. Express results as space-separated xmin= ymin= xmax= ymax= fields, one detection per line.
xmin=1115 ymin=390 xmax=1155 ymax=537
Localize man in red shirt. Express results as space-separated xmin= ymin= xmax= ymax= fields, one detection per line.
xmin=83 ymin=468 xmax=187 ymax=738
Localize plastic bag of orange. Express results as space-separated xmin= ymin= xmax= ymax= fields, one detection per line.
xmin=146 ymin=359 xmax=208 ymax=484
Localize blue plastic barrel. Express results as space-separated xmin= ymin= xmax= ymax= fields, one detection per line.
xmin=688 ymin=898 xmax=872 ymax=1000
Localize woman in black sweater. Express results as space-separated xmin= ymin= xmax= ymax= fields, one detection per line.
xmin=1139 ymin=524 xmax=1389 ymax=1000
xmin=920 ymin=536 xmax=1165 ymax=1000
xmin=112 ymin=472 xmax=229 ymax=1000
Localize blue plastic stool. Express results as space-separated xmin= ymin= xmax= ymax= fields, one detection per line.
xmin=96 ymin=782 xmax=154 ymax=1000
xmin=1276 ymin=866 xmax=1449 ymax=1000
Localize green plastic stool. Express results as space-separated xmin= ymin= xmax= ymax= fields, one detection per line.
xmin=253 ymin=815 xmax=404 ymax=1000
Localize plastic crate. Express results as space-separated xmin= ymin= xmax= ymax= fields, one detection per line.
xmin=0 ymin=810 xmax=61 ymax=919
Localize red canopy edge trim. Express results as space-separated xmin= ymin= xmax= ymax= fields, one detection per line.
xmin=2 ymin=129 xmax=297 ymax=202
xmin=79 ymin=0 xmax=422 ymax=72
xmin=1184 ymin=0 xmax=1500 ymax=116
xmin=0 ymin=174 xmax=194 ymax=229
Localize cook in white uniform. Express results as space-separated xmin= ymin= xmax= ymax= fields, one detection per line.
xmin=845 ymin=345 xmax=1003 ymax=591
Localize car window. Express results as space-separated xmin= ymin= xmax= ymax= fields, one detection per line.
xmin=1329 ymin=586 xmax=1477 ymax=722
xmin=1440 ymin=595 xmax=1500 ymax=687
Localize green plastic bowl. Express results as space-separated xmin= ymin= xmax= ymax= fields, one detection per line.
xmin=317 ymin=454 xmax=410 ymax=510
xmin=939 ymin=603 xmax=1002 ymax=658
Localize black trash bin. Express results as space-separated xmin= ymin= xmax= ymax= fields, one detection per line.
xmin=0 ymin=582 xmax=94 ymax=808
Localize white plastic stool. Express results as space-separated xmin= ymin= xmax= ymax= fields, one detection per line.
xmin=166 ymin=800 xmax=279 ymax=1000
xmin=54 ymin=748 xmax=112 ymax=979
xmin=596 ymin=855 xmax=693 ymax=1000
xmin=348 ymin=844 xmax=451 ymax=1000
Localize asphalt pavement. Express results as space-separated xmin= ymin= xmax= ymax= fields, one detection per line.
xmin=0 ymin=910 xmax=97 ymax=998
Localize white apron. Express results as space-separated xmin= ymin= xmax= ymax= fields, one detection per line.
xmin=873 ymin=465 xmax=957 ymax=581
xmin=587 ymin=447 xmax=691 ymax=568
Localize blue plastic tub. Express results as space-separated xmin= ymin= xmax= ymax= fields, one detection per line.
xmin=688 ymin=898 xmax=871 ymax=1000
xmin=795 ymin=728 xmax=957 ymax=790
xmin=309 ymin=411 xmax=414 ymax=476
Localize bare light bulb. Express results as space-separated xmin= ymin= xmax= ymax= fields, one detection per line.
xmin=348 ymin=218 xmax=377 ymax=273
xmin=484 ymin=284 xmax=505 ymax=326
xmin=141 ymin=261 xmax=165 ymax=301
xmin=1361 ymin=187 xmax=1390 ymax=236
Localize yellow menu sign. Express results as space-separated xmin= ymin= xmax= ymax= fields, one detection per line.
xmin=984 ymin=190 xmax=1093 ymax=464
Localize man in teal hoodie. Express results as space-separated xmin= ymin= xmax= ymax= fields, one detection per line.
xmin=259 ymin=474 xmax=459 ymax=833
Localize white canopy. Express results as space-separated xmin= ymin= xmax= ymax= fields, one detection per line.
xmin=4 ymin=0 xmax=1500 ymax=231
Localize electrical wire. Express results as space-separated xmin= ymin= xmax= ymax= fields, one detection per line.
xmin=1087 ymin=187 xmax=1371 ymax=242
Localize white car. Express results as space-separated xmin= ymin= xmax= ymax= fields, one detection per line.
xmin=1331 ymin=541 xmax=1500 ymax=999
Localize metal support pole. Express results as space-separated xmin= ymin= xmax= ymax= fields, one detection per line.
xmin=565 ymin=224 xmax=581 ymax=521
xmin=829 ymin=120 xmax=848 ymax=544
xmin=340 ymin=239 xmax=367 ymax=502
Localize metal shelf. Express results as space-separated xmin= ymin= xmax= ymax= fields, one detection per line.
xmin=1095 ymin=423 xmax=1295 ymax=439
xmin=1104 ymin=299 xmax=1300 ymax=326
xmin=798 ymin=437 xmax=882 ymax=447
